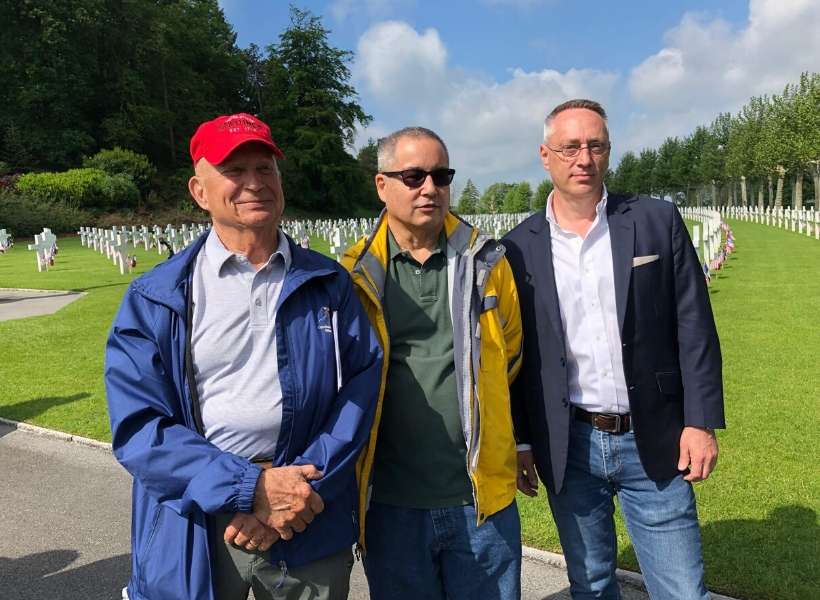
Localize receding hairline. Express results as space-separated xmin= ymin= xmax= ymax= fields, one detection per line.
xmin=377 ymin=127 xmax=449 ymax=172
xmin=543 ymin=99 xmax=608 ymax=143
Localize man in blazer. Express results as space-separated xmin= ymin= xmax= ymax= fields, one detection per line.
xmin=502 ymin=99 xmax=724 ymax=600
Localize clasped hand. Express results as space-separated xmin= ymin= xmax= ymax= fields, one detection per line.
xmin=224 ymin=463 xmax=325 ymax=551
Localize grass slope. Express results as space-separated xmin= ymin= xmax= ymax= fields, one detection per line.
xmin=1 ymin=221 xmax=818 ymax=598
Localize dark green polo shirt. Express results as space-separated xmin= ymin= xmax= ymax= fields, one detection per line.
xmin=371 ymin=230 xmax=474 ymax=508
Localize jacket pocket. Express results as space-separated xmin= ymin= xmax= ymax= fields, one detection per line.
xmin=137 ymin=504 xmax=163 ymax=594
xmin=655 ymin=370 xmax=683 ymax=397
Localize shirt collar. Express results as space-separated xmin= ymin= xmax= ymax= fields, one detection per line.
xmin=545 ymin=184 xmax=609 ymax=232
xmin=387 ymin=228 xmax=446 ymax=262
xmin=205 ymin=227 xmax=292 ymax=275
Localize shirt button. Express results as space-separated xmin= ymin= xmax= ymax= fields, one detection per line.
xmin=255 ymin=298 xmax=262 ymax=307
xmin=415 ymin=269 xmax=421 ymax=275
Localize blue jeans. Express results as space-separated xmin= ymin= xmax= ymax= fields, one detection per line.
xmin=363 ymin=501 xmax=521 ymax=600
xmin=548 ymin=419 xmax=709 ymax=600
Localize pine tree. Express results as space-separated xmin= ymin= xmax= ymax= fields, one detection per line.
xmin=457 ymin=179 xmax=480 ymax=214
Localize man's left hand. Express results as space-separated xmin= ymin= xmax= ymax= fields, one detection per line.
xmin=224 ymin=512 xmax=279 ymax=552
xmin=678 ymin=426 xmax=718 ymax=482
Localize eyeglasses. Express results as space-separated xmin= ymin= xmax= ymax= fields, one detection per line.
xmin=547 ymin=141 xmax=611 ymax=159
xmin=380 ymin=168 xmax=456 ymax=189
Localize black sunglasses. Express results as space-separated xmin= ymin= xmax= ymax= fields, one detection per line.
xmin=380 ymin=168 xmax=456 ymax=189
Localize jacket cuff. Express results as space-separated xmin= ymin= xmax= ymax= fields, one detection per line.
xmin=236 ymin=463 xmax=263 ymax=513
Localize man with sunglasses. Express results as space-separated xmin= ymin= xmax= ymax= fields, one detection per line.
xmin=502 ymin=99 xmax=724 ymax=599
xmin=342 ymin=127 xmax=524 ymax=599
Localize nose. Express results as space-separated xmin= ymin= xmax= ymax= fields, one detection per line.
xmin=574 ymin=145 xmax=594 ymax=166
xmin=244 ymin=170 xmax=265 ymax=191
xmin=419 ymin=173 xmax=438 ymax=196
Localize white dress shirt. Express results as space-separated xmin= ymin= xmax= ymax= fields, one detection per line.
xmin=546 ymin=187 xmax=630 ymax=414
xmin=190 ymin=229 xmax=291 ymax=459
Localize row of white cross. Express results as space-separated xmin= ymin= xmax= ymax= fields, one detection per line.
xmin=281 ymin=212 xmax=530 ymax=260
xmin=19 ymin=211 xmax=533 ymax=276
xmin=682 ymin=208 xmax=723 ymax=264
xmin=719 ymin=206 xmax=820 ymax=240
xmin=77 ymin=224 xmax=210 ymax=275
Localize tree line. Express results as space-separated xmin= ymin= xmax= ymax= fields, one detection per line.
xmin=607 ymin=72 xmax=820 ymax=209
xmin=455 ymin=179 xmax=553 ymax=214
xmin=0 ymin=1 xmax=377 ymax=215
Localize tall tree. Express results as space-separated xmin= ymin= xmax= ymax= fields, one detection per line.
xmin=259 ymin=7 xmax=374 ymax=213
xmin=478 ymin=182 xmax=512 ymax=213
xmin=532 ymin=179 xmax=553 ymax=210
xmin=457 ymin=179 xmax=480 ymax=214
xmin=502 ymin=181 xmax=532 ymax=213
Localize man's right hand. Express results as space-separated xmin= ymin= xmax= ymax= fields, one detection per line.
xmin=516 ymin=449 xmax=539 ymax=497
xmin=252 ymin=464 xmax=325 ymax=540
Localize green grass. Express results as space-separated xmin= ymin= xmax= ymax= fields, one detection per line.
xmin=1 ymin=222 xmax=818 ymax=599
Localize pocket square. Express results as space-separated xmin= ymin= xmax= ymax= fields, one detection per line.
xmin=633 ymin=254 xmax=659 ymax=267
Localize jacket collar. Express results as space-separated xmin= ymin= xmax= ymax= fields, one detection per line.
xmin=132 ymin=228 xmax=336 ymax=316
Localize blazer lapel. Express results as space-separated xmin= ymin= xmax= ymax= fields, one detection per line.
xmin=527 ymin=214 xmax=564 ymax=341
xmin=608 ymin=195 xmax=635 ymax=333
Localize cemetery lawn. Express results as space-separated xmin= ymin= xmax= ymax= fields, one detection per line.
xmin=1 ymin=221 xmax=818 ymax=599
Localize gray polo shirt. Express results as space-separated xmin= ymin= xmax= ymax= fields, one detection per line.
xmin=190 ymin=228 xmax=291 ymax=460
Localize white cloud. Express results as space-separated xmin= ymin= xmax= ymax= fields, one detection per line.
xmin=354 ymin=21 xmax=618 ymax=189
xmin=355 ymin=21 xmax=449 ymax=111
xmin=625 ymin=0 xmax=820 ymax=151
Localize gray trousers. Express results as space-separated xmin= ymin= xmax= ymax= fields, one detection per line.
xmin=211 ymin=513 xmax=354 ymax=600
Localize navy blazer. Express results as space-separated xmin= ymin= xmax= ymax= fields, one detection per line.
xmin=502 ymin=193 xmax=724 ymax=494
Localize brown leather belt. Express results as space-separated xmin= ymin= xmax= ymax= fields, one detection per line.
xmin=574 ymin=407 xmax=631 ymax=433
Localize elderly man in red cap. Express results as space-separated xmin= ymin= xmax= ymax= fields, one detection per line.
xmin=105 ymin=113 xmax=382 ymax=600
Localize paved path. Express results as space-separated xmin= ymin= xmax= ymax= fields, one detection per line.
xmin=0 ymin=423 xmax=656 ymax=599
xmin=0 ymin=289 xmax=84 ymax=321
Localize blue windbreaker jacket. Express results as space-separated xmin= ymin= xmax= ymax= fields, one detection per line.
xmin=105 ymin=233 xmax=382 ymax=600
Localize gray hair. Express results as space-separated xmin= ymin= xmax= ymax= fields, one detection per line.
xmin=377 ymin=127 xmax=449 ymax=171
xmin=543 ymin=99 xmax=608 ymax=143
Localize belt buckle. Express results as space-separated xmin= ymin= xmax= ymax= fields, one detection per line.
xmin=592 ymin=413 xmax=621 ymax=433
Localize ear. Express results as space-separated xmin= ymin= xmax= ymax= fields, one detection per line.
xmin=375 ymin=174 xmax=388 ymax=205
xmin=539 ymin=144 xmax=550 ymax=172
xmin=188 ymin=175 xmax=208 ymax=211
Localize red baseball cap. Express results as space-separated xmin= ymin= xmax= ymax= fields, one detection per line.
xmin=189 ymin=113 xmax=285 ymax=165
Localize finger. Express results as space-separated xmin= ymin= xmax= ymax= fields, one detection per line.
xmin=677 ymin=444 xmax=691 ymax=472
xmin=308 ymin=491 xmax=325 ymax=514
xmin=299 ymin=465 xmax=324 ymax=481
xmin=277 ymin=526 xmax=294 ymax=541
xmin=701 ymin=452 xmax=718 ymax=480
xmin=233 ymin=529 xmax=251 ymax=547
xmin=289 ymin=516 xmax=308 ymax=533
xmin=686 ymin=455 xmax=705 ymax=482
xmin=223 ymin=522 xmax=241 ymax=544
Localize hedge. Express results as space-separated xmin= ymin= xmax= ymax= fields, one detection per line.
xmin=16 ymin=168 xmax=140 ymax=211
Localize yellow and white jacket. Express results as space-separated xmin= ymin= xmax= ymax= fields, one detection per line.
xmin=341 ymin=211 xmax=523 ymax=548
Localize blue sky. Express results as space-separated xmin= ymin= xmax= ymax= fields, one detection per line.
xmin=219 ymin=0 xmax=819 ymax=193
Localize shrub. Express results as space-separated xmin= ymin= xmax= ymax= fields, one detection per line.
xmin=83 ymin=147 xmax=156 ymax=195
xmin=16 ymin=168 xmax=140 ymax=211
xmin=0 ymin=189 xmax=93 ymax=236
